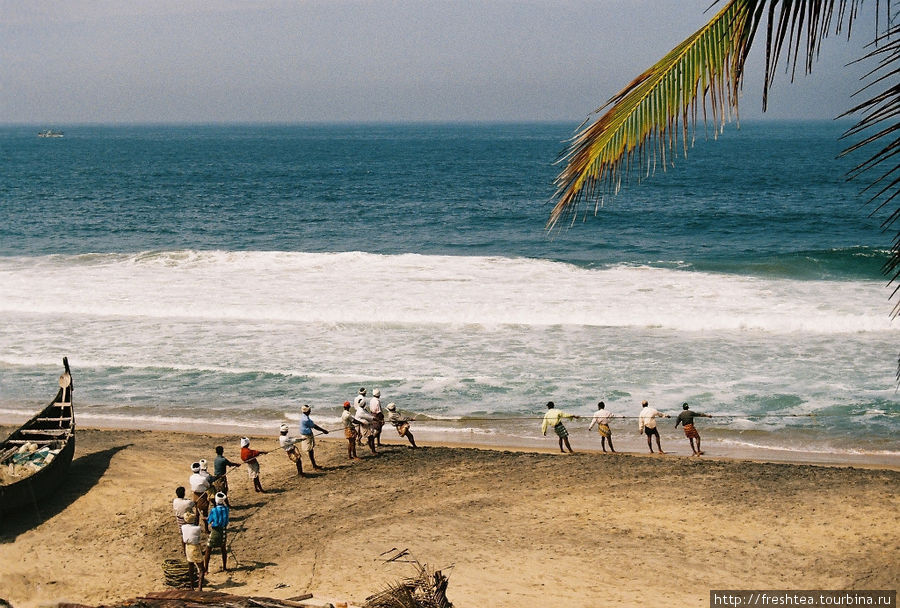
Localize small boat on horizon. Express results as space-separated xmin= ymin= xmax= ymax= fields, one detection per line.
xmin=0 ymin=357 xmax=76 ymax=514
xmin=37 ymin=129 xmax=64 ymax=138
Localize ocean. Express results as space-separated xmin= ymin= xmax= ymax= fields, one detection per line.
xmin=0 ymin=122 xmax=897 ymax=464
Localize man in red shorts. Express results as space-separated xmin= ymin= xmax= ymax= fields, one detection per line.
xmin=674 ymin=402 xmax=711 ymax=456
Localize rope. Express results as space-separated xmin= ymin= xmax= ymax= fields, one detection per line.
xmin=406 ymin=411 xmax=898 ymax=422
xmin=261 ymin=411 xmax=896 ymax=441
xmin=222 ymin=431 xmax=331 ymax=563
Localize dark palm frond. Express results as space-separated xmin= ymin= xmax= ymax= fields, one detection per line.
xmin=550 ymin=0 xmax=866 ymax=230
xmin=364 ymin=561 xmax=453 ymax=608
xmin=761 ymin=1 xmax=865 ymax=108
xmin=840 ymin=22 xmax=900 ymax=318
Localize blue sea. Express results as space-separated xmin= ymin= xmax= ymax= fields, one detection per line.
xmin=0 ymin=121 xmax=897 ymax=463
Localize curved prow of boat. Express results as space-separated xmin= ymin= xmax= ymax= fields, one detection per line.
xmin=0 ymin=357 xmax=76 ymax=514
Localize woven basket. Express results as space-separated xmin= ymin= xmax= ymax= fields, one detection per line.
xmin=162 ymin=558 xmax=193 ymax=588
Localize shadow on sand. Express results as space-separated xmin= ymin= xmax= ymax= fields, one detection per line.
xmin=0 ymin=444 xmax=131 ymax=541
xmin=201 ymin=561 xmax=277 ymax=592
xmin=223 ymin=560 xmax=277 ymax=574
xmin=229 ymin=501 xmax=266 ymax=511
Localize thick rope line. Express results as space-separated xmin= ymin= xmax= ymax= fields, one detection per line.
xmin=398 ymin=411 xmax=897 ymax=422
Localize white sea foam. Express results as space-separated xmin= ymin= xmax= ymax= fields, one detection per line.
xmin=0 ymin=249 xmax=897 ymax=459
xmin=713 ymin=438 xmax=900 ymax=457
xmin=0 ymin=250 xmax=894 ymax=333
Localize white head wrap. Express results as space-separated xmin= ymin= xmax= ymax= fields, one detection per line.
xmin=240 ymin=437 xmax=250 ymax=448
xmin=373 ymin=388 xmax=381 ymax=397
xmin=215 ymin=492 xmax=227 ymax=505
xmin=301 ymin=404 xmax=311 ymax=414
xmin=387 ymin=402 xmax=397 ymax=411
xmin=280 ymin=423 xmax=289 ymax=433
xmin=199 ymin=459 xmax=208 ymax=471
xmin=191 ymin=462 xmax=201 ymax=472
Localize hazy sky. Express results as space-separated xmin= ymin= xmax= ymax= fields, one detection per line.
xmin=1 ymin=0 xmax=880 ymax=124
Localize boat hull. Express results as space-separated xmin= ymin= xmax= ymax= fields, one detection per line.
xmin=0 ymin=433 xmax=75 ymax=512
xmin=0 ymin=359 xmax=76 ymax=514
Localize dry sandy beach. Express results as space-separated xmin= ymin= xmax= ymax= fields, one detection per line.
xmin=1 ymin=427 xmax=898 ymax=608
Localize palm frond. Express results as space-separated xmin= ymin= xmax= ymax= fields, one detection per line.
xmin=549 ymin=0 xmax=762 ymax=229
xmin=365 ymin=561 xmax=453 ymax=608
xmin=840 ymin=22 xmax=900 ymax=316
xmin=550 ymin=0 xmax=866 ymax=230
xmin=761 ymin=0 xmax=864 ymax=109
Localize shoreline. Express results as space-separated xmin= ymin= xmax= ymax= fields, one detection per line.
xmin=2 ymin=411 xmax=897 ymax=470
xmin=1 ymin=426 xmax=897 ymax=608
xmin=87 ymin=422 xmax=900 ymax=470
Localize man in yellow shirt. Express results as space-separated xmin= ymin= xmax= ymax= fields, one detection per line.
xmin=541 ymin=401 xmax=577 ymax=453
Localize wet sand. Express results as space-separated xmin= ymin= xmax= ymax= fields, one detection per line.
xmin=1 ymin=427 xmax=898 ymax=607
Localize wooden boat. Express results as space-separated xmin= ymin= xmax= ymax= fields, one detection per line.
xmin=0 ymin=357 xmax=76 ymax=513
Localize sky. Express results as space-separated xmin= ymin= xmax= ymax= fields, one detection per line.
xmin=0 ymin=0 xmax=882 ymax=124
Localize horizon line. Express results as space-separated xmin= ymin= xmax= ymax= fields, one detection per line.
xmin=1 ymin=117 xmax=856 ymax=128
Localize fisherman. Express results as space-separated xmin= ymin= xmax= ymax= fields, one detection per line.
xmin=541 ymin=401 xmax=577 ymax=453
xmin=198 ymin=459 xmax=217 ymax=511
xmin=172 ymin=486 xmax=196 ymax=552
xmin=279 ymin=422 xmax=305 ymax=476
xmin=353 ymin=388 xmax=368 ymax=446
xmin=386 ymin=402 xmax=418 ymax=448
xmin=213 ymin=445 xmax=241 ymax=496
xmin=199 ymin=458 xmax=215 ymax=483
xmin=240 ymin=437 xmax=268 ymax=493
xmin=298 ymin=404 xmax=329 ymax=471
xmin=188 ymin=461 xmax=211 ymax=530
xmin=587 ymin=401 xmax=616 ymax=453
xmin=638 ymin=400 xmax=670 ymax=454
xmin=181 ymin=510 xmax=206 ymax=591
xmin=370 ymin=388 xmax=385 ymax=447
xmin=340 ymin=401 xmax=360 ymax=460
xmin=204 ymin=491 xmax=230 ymax=573
xmin=674 ymin=402 xmax=711 ymax=456
xmin=354 ymin=395 xmax=377 ymax=455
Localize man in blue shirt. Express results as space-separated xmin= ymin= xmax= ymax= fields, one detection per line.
xmin=299 ymin=404 xmax=329 ymax=472
xmin=204 ymin=492 xmax=230 ymax=572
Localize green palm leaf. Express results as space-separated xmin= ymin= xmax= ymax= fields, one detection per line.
xmin=549 ymin=0 xmax=759 ymax=229
xmin=550 ymin=0 xmax=866 ymax=230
